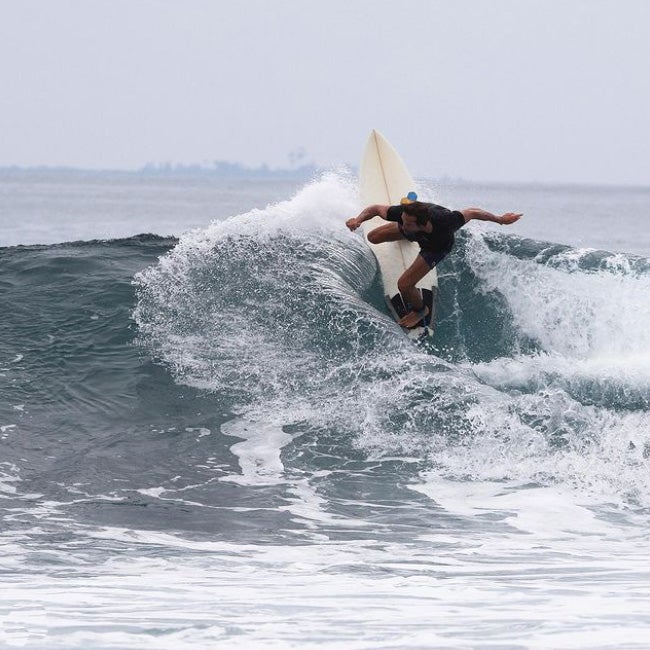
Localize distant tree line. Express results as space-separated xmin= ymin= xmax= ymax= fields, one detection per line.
xmin=139 ymin=160 xmax=319 ymax=177
xmin=0 ymin=160 xmax=320 ymax=178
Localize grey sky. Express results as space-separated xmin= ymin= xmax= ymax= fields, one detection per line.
xmin=1 ymin=0 xmax=649 ymax=184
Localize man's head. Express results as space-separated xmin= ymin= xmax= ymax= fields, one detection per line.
xmin=402 ymin=201 xmax=430 ymax=226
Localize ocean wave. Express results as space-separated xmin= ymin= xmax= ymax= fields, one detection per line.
xmin=1 ymin=173 xmax=649 ymax=508
xmin=130 ymin=174 xmax=650 ymax=506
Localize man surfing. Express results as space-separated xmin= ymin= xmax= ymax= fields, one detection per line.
xmin=346 ymin=193 xmax=521 ymax=328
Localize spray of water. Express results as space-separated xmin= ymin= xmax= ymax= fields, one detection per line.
xmin=134 ymin=173 xmax=650 ymax=507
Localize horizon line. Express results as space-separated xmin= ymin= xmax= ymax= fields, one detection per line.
xmin=0 ymin=163 xmax=648 ymax=191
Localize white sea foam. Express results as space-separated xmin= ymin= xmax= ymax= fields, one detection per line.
xmin=411 ymin=477 xmax=616 ymax=537
xmin=0 ymin=462 xmax=21 ymax=495
xmin=3 ymin=518 xmax=650 ymax=649
xmin=466 ymin=231 xmax=650 ymax=360
xmin=220 ymin=417 xmax=295 ymax=486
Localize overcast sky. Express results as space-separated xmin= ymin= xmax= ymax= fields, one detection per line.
xmin=1 ymin=0 xmax=649 ymax=184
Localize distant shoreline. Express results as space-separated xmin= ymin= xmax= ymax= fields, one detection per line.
xmin=0 ymin=161 xmax=322 ymax=179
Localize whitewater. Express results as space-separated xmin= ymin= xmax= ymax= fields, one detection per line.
xmin=1 ymin=169 xmax=649 ymax=649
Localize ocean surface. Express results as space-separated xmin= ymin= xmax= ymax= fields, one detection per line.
xmin=1 ymin=169 xmax=649 ymax=649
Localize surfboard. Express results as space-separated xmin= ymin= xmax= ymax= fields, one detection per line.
xmin=359 ymin=130 xmax=437 ymax=339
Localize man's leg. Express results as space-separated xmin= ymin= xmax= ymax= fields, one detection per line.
xmin=367 ymin=222 xmax=404 ymax=244
xmin=397 ymin=255 xmax=431 ymax=327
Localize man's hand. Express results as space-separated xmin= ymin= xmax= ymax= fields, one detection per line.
xmin=499 ymin=213 xmax=523 ymax=225
xmin=346 ymin=217 xmax=362 ymax=231
xmin=346 ymin=205 xmax=389 ymax=231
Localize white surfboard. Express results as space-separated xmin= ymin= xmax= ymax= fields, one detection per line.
xmin=359 ymin=130 xmax=437 ymax=338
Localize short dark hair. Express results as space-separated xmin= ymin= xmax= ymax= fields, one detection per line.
xmin=402 ymin=201 xmax=430 ymax=226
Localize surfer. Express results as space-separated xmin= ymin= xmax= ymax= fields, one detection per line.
xmin=346 ymin=197 xmax=522 ymax=328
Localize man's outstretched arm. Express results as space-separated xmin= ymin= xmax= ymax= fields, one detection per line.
xmin=461 ymin=208 xmax=522 ymax=225
xmin=346 ymin=204 xmax=390 ymax=231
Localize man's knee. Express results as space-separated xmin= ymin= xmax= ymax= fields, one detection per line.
xmin=367 ymin=228 xmax=386 ymax=245
xmin=367 ymin=223 xmax=401 ymax=245
xmin=397 ymin=276 xmax=414 ymax=294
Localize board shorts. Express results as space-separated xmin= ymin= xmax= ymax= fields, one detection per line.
xmin=419 ymin=249 xmax=449 ymax=269
xmin=398 ymin=224 xmax=450 ymax=269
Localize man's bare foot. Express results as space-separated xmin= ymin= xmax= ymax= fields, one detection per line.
xmin=398 ymin=305 xmax=429 ymax=328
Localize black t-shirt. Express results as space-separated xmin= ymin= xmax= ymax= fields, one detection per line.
xmin=386 ymin=203 xmax=466 ymax=253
